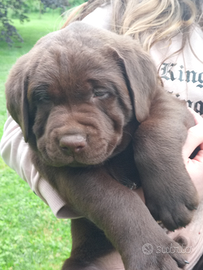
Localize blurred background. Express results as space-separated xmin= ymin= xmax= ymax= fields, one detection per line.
xmin=0 ymin=1 xmax=86 ymax=269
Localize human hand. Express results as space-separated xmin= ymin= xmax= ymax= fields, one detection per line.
xmin=182 ymin=108 xmax=203 ymax=200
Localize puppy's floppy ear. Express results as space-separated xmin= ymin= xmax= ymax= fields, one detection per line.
xmin=5 ymin=55 xmax=30 ymax=142
xmin=108 ymin=43 xmax=158 ymax=123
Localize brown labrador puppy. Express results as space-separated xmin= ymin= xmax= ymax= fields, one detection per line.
xmin=5 ymin=22 xmax=198 ymax=270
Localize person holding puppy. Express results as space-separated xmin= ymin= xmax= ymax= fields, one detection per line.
xmin=1 ymin=0 xmax=203 ymax=269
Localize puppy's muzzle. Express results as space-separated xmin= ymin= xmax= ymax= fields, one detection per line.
xmin=59 ymin=134 xmax=87 ymax=155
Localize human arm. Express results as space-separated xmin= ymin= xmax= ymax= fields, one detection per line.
xmin=2 ymin=109 xmax=202 ymax=217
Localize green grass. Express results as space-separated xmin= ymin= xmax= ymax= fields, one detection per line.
xmin=0 ymin=12 xmax=72 ymax=270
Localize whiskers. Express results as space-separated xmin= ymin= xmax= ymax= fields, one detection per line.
xmin=123 ymin=130 xmax=134 ymax=140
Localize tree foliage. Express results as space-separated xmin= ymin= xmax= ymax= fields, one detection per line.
xmin=0 ymin=0 xmax=86 ymax=46
xmin=41 ymin=0 xmax=69 ymax=10
xmin=0 ymin=0 xmax=29 ymax=45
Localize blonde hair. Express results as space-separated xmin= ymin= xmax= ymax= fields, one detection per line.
xmin=62 ymin=0 xmax=203 ymax=53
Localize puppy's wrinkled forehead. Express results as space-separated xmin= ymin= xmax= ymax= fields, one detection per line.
xmin=28 ymin=22 xmax=122 ymax=99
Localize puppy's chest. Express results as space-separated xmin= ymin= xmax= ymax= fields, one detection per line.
xmin=107 ymin=143 xmax=141 ymax=190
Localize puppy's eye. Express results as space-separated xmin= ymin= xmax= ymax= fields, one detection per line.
xmin=33 ymin=86 xmax=50 ymax=104
xmin=35 ymin=92 xmax=50 ymax=103
xmin=93 ymin=90 xmax=109 ymax=99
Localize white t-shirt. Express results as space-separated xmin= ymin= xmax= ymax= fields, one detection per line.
xmin=151 ymin=26 xmax=203 ymax=114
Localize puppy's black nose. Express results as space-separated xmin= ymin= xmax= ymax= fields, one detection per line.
xmin=60 ymin=134 xmax=87 ymax=154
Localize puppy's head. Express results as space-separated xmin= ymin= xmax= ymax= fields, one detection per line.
xmin=5 ymin=22 xmax=157 ymax=167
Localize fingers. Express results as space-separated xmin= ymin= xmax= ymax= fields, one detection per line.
xmin=182 ymin=125 xmax=203 ymax=161
xmin=182 ymin=109 xmax=203 ymax=161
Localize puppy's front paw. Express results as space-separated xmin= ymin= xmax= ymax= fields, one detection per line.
xmin=145 ymin=175 xmax=198 ymax=231
xmin=139 ymin=239 xmax=187 ymax=270
xmin=124 ymin=230 xmax=188 ymax=270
